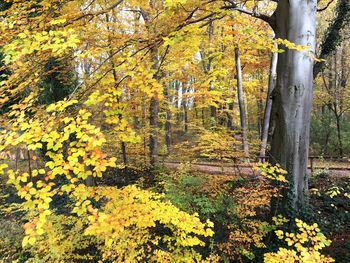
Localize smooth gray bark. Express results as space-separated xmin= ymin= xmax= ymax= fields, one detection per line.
xmin=270 ymin=0 xmax=317 ymax=211
xmin=234 ymin=47 xmax=249 ymax=158
xmin=260 ymin=50 xmax=278 ymax=158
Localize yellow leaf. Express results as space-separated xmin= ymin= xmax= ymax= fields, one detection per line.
xmin=28 ymin=236 xmax=36 ymax=245
xmin=18 ymin=33 xmax=27 ymax=39
xmin=22 ymin=236 xmax=29 ymax=247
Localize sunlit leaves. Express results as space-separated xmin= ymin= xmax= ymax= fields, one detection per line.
xmin=254 ymin=163 xmax=288 ymax=183
xmin=265 ymin=219 xmax=334 ymax=263
xmin=0 ymin=98 xmax=118 ymax=241
xmin=50 ymin=18 xmax=67 ymax=26
xmin=84 ymin=185 xmax=214 ymax=262
xmin=164 ymin=0 xmax=188 ymax=7
xmin=2 ymin=29 xmax=80 ymax=65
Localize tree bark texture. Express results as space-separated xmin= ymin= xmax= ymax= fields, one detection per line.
xmin=270 ymin=0 xmax=317 ymax=212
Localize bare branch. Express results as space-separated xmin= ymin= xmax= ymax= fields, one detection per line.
xmin=221 ymin=5 xmax=272 ymax=26
xmin=175 ymin=12 xmax=218 ymax=31
xmin=317 ymin=0 xmax=335 ymax=12
xmin=65 ymin=0 xmax=124 ymax=25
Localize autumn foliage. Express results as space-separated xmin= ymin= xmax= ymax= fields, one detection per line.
xmin=0 ymin=0 xmax=348 ymax=262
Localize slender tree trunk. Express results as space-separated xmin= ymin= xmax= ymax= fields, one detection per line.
xmin=208 ymin=20 xmax=217 ymax=126
xmin=257 ymin=92 xmax=264 ymax=137
xmin=182 ymin=85 xmax=188 ymax=133
xmin=234 ymin=47 xmax=249 ymax=158
xmin=140 ymin=7 xmax=160 ymax=166
xmin=111 ymin=68 xmax=127 ymax=166
xmin=106 ymin=14 xmax=127 ymax=165
xmin=260 ymin=50 xmax=278 ymax=157
xmin=164 ymin=82 xmax=172 ymax=154
xmin=149 ymin=58 xmax=161 ymax=166
xmin=335 ymin=115 xmax=343 ymax=157
xmin=270 ymin=0 xmax=317 ymax=212
xmin=333 ymin=52 xmax=344 ymax=158
xmin=149 ymin=91 xmax=159 ymax=165
xmin=335 ymin=43 xmax=348 ymax=158
xmin=256 ymin=70 xmax=264 ymax=137
xmin=340 ymin=42 xmax=347 ymax=93
xmin=227 ymin=102 xmax=234 ymax=129
xmin=176 ymin=81 xmax=181 ymax=123
xmin=141 ymin=97 xmax=147 ymax=164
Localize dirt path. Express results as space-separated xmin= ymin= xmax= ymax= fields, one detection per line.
xmin=163 ymin=161 xmax=350 ymax=177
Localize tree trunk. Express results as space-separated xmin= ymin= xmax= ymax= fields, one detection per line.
xmin=333 ymin=51 xmax=344 ymax=158
xmin=257 ymin=90 xmax=264 ymax=137
xmin=141 ymin=97 xmax=147 ymax=164
xmin=208 ymin=20 xmax=217 ymax=126
xmin=182 ymin=85 xmax=188 ymax=133
xmin=234 ymin=47 xmax=249 ymax=158
xmin=149 ymin=92 xmax=159 ymax=165
xmin=106 ymin=14 xmax=127 ymax=165
xmin=335 ymin=115 xmax=343 ymax=157
xmin=270 ymin=0 xmax=317 ymax=212
xmin=164 ymin=82 xmax=172 ymax=154
xmin=140 ymin=7 xmax=160 ymax=167
xmin=260 ymin=50 xmax=278 ymax=157
xmin=227 ymin=102 xmax=234 ymax=130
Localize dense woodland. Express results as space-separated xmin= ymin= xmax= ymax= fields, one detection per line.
xmin=0 ymin=0 xmax=349 ymax=262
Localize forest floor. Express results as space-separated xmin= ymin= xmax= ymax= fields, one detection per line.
xmin=162 ymin=161 xmax=350 ymax=262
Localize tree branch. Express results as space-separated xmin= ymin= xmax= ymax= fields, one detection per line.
xmin=317 ymin=0 xmax=335 ymax=12
xmin=154 ymin=45 xmax=170 ymax=78
xmin=66 ymin=0 xmax=124 ymax=25
xmin=221 ymin=5 xmax=273 ymax=27
xmin=175 ymin=12 xmax=218 ymax=31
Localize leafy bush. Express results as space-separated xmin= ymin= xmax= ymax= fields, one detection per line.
xmin=158 ymin=163 xmax=289 ymax=261
xmin=264 ymin=219 xmax=334 ymax=263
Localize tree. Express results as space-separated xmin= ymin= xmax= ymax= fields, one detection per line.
xmin=223 ymin=0 xmax=316 ymax=212
xmin=260 ymin=49 xmax=277 ymax=158
xmin=268 ymin=0 xmax=317 ymax=212
xmin=234 ymin=46 xmax=249 ymax=158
